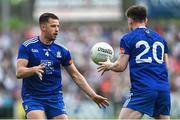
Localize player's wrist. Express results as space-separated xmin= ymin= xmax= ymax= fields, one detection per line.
xmin=90 ymin=93 xmax=97 ymax=100
xmin=109 ymin=62 xmax=115 ymax=70
xmin=31 ymin=66 xmax=37 ymax=74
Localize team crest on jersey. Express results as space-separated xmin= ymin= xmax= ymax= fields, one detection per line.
xmin=145 ymin=29 xmax=150 ymax=34
xmin=57 ymin=51 xmax=62 ymax=58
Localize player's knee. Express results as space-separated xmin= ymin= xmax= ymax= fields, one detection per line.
xmin=118 ymin=114 xmax=127 ymax=119
xmin=119 ymin=108 xmax=143 ymax=119
xmin=53 ymin=114 xmax=68 ymax=120
xmin=119 ymin=114 xmax=143 ymax=119
xmin=157 ymin=115 xmax=170 ymax=120
xmin=26 ymin=110 xmax=46 ymax=119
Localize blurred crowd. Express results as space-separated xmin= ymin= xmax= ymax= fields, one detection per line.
xmin=0 ymin=22 xmax=180 ymax=119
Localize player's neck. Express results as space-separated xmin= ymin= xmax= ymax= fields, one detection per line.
xmin=132 ymin=23 xmax=146 ymax=30
xmin=39 ymin=35 xmax=53 ymax=45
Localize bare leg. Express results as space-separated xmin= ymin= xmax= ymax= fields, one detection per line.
xmin=26 ymin=110 xmax=46 ymax=119
xmin=155 ymin=114 xmax=170 ymax=120
xmin=119 ymin=108 xmax=144 ymax=120
xmin=53 ymin=114 xmax=68 ymax=120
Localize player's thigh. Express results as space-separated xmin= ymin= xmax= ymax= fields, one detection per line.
xmin=119 ymin=107 xmax=144 ymax=119
xmin=26 ymin=110 xmax=46 ymax=119
xmin=153 ymin=91 xmax=171 ymax=118
xmin=22 ymin=95 xmax=46 ymax=118
xmin=53 ymin=114 xmax=68 ymax=120
xmin=123 ymin=90 xmax=158 ymax=117
xmin=45 ymin=95 xmax=67 ymax=119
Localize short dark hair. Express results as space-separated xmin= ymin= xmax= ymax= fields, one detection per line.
xmin=126 ymin=5 xmax=147 ymax=22
xmin=39 ymin=13 xmax=59 ymax=24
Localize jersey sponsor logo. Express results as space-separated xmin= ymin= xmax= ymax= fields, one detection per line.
xmin=41 ymin=60 xmax=54 ymax=74
xmin=120 ymin=48 xmax=125 ymax=54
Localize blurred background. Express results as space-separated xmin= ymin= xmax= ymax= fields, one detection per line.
xmin=0 ymin=0 xmax=180 ymax=119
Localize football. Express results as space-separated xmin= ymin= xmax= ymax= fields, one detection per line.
xmin=90 ymin=42 xmax=114 ymax=65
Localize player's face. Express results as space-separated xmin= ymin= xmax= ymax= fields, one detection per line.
xmin=44 ymin=18 xmax=60 ymax=41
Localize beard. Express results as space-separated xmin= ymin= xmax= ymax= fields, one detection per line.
xmin=46 ymin=34 xmax=57 ymax=42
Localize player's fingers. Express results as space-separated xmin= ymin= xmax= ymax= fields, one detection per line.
xmin=40 ymin=64 xmax=46 ymax=69
xmin=103 ymin=99 xmax=110 ymax=106
xmin=101 ymin=97 xmax=109 ymax=104
xmin=97 ymin=66 xmax=104 ymax=72
xmin=98 ymin=62 xmax=106 ymax=65
xmin=106 ymin=56 xmax=110 ymax=62
xmin=101 ymin=70 xmax=106 ymax=76
xmin=97 ymin=67 xmax=102 ymax=72
xmin=97 ymin=66 xmax=101 ymax=69
xmin=97 ymin=68 xmax=104 ymax=72
xmin=97 ymin=65 xmax=104 ymax=70
xmin=97 ymin=103 xmax=101 ymax=108
xmin=37 ymin=73 xmax=42 ymax=80
xmin=97 ymin=65 xmax=106 ymax=70
xmin=99 ymin=103 xmax=107 ymax=108
xmin=98 ymin=62 xmax=102 ymax=65
xmin=39 ymin=70 xmax=44 ymax=74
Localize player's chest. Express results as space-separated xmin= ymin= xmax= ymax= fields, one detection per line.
xmin=29 ymin=47 xmax=63 ymax=64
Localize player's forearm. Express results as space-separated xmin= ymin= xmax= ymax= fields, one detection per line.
xmin=16 ymin=67 xmax=36 ymax=79
xmin=165 ymin=54 xmax=169 ymax=69
xmin=72 ymin=73 xmax=97 ymax=99
xmin=110 ymin=60 xmax=126 ymax=72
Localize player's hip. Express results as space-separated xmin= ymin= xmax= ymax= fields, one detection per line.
xmin=22 ymin=93 xmax=66 ymax=119
xmin=22 ymin=90 xmax=63 ymax=101
xmin=123 ymin=90 xmax=171 ymax=117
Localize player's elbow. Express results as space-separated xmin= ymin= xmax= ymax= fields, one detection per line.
xmin=16 ymin=70 xmax=23 ymax=79
xmin=16 ymin=73 xmax=21 ymax=79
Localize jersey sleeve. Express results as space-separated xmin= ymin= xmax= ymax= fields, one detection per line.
xmin=61 ymin=49 xmax=73 ymax=66
xmin=17 ymin=44 xmax=29 ymax=60
xmin=120 ymin=37 xmax=131 ymax=55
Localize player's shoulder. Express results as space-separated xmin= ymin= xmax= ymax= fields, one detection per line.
xmin=54 ymin=41 xmax=70 ymax=52
xmin=148 ymin=28 xmax=160 ymax=36
xmin=121 ymin=30 xmax=135 ymax=41
xmin=22 ymin=36 xmax=39 ymax=47
xmin=149 ymin=29 xmax=167 ymax=42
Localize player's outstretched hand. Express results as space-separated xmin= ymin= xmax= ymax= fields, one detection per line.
xmin=33 ymin=64 xmax=46 ymax=80
xmin=97 ymin=58 xmax=113 ymax=76
xmin=92 ymin=94 xmax=109 ymax=108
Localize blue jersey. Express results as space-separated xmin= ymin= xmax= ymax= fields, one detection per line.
xmin=17 ymin=36 xmax=72 ymax=97
xmin=120 ymin=27 xmax=169 ymax=91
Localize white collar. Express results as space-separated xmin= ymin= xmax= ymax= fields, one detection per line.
xmin=133 ymin=26 xmax=146 ymax=30
xmin=137 ymin=26 xmax=146 ymax=28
